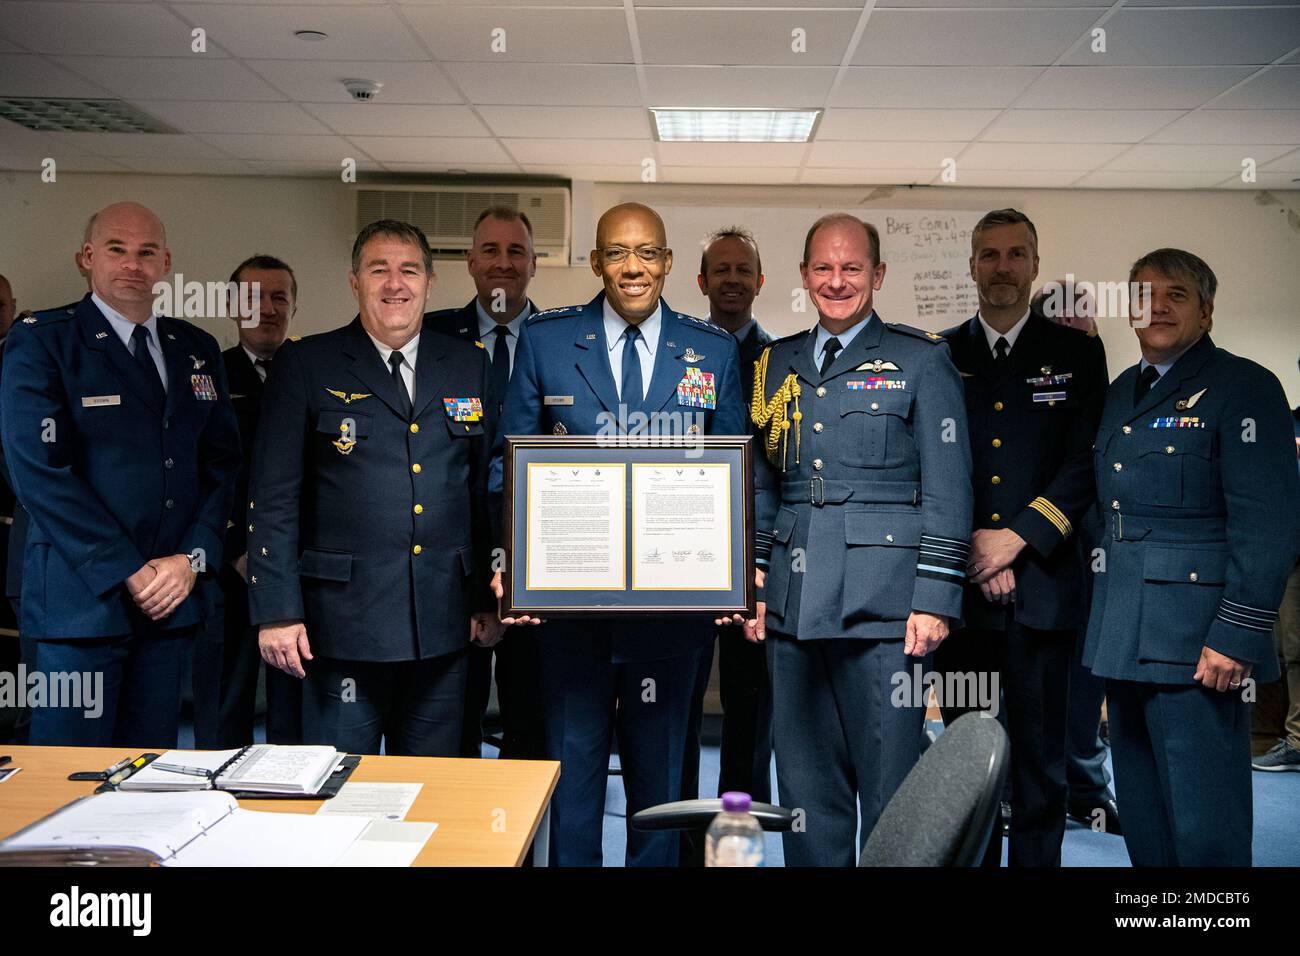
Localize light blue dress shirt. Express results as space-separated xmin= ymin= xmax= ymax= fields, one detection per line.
xmin=92 ymin=291 xmax=168 ymax=391
xmin=813 ymin=310 xmax=878 ymax=372
xmin=603 ymin=298 xmax=661 ymax=403
xmin=475 ymin=299 xmax=531 ymax=375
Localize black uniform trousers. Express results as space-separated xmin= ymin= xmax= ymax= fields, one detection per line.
xmin=302 ymin=649 xmax=468 ymax=757
xmin=1065 ymin=635 xmax=1111 ymax=805
xmin=770 ymin=634 xmax=925 ymax=867
xmin=935 ymin=620 xmax=1074 ymax=866
xmin=193 ymin=564 xmax=302 ymax=748
xmin=460 ymin=629 xmax=544 ymax=759
xmin=1106 ymin=678 xmax=1252 ymax=867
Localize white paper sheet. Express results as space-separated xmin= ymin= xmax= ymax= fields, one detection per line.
xmin=334 ymin=820 xmax=437 ymax=867
xmin=631 ymin=463 xmax=731 ymax=590
xmin=315 ymin=782 xmax=422 ymax=821
xmin=525 ymin=463 xmax=626 ymax=590
xmin=167 ymin=808 xmax=369 ymax=867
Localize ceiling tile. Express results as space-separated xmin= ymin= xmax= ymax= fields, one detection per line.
xmin=645 ymin=66 xmax=835 ymax=108
xmin=832 ymin=67 xmax=1041 ymax=109
xmin=0 ymin=53 xmax=113 ymax=96
xmin=243 ymin=159 xmax=351 ymax=177
xmin=0 ymin=36 xmax=22 ymax=53
xmin=246 ymin=60 xmax=462 ymax=104
xmin=375 ymin=162 xmax=523 ymax=175
xmin=1104 ymin=143 xmax=1293 ymax=172
xmin=518 ymin=163 xmax=642 ymax=182
xmin=854 ymin=9 xmax=1098 ymax=66
xmin=0 ymin=2 xmax=206 ymax=57
xmin=1212 ymin=67 xmax=1300 ymax=109
xmin=1146 ymin=109 xmax=1300 ymax=146
xmin=133 ymin=100 xmax=331 ymax=135
xmin=657 ymin=142 xmax=809 ymax=167
xmin=193 ymin=132 xmax=364 ymax=162
xmin=1213 ymin=170 xmax=1300 ymax=189
xmin=114 ymin=156 xmax=255 ymax=175
xmin=798 ymin=166 xmax=938 ymax=185
xmin=637 ymin=0 xmax=862 ymax=7
xmin=0 ymin=118 xmax=62 ymax=151
xmin=656 ymin=165 xmax=801 ymax=184
xmin=981 ymin=109 xmax=1184 ymax=143
xmin=405 ymin=6 xmax=632 ymax=63
xmin=178 ymin=4 xmax=428 ymax=60
xmin=1017 ymin=66 xmax=1255 ymax=109
xmin=301 ymin=103 xmax=489 ymax=137
xmin=504 ymin=137 xmax=651 ymax=166
xmin=44 ymin=130 xmax=221 ymax=158
xmin=56 ymin=55 xmax=286 ymax=101
xmin=0 ymin=151 xmax=128 ymax=171
xmin=806 ymin=140 xmax=962 ymax=169
xmin=343 ymin=135 xmax=510 ymax=164
xmin=817 ymin=108 xmax=1000 ymax=141
xmin=1072 ymin=170 xmax=1236 ymax=189
xmin=1060 ymin=8 xmax=1300 ymax=66
xmin=876 ymin=0 xmax=1109 ymax=6
xmin=946 ymin=169 xmax=1091 ymax=187
xmin=478 ymin=105 xmax=650 ymax=139
xmin=637 ymin=10 xmax=857 ymax=67
xmin=960 ymin=141 xmax=1129 ymax=170
xmin=444 ymin=62 xmax=640 ymax=105
xmin=1261 ymin=148 xmax=1300 ymax=174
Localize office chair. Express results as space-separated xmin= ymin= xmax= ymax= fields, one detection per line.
xmin=629 ymin=712 xmax=1008 ymax=866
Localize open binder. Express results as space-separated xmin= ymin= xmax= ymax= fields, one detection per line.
xmin=107 ymin=745 xmax=359 ymax=799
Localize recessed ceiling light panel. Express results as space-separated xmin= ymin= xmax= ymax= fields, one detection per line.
xmin=650 ymin=108 xmax=821 ymax=143
xmin=0 ymin=98 xmax=179 ymax=134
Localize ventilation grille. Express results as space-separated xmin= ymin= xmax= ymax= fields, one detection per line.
xmin=0 ymin=98 xmax=178 ymax=134
xmin=356 ymin=186 xmax=569 ymax=259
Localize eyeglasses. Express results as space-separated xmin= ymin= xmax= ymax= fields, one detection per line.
xmin=598 ymin=246 xmax=669 ymax=264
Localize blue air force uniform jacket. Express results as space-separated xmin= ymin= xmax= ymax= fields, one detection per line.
xmin=942 ymin=314 xmax=1108 ymax=631
xmin=0 ymin=294 xmax=240 ymax=639
xmin=753 ymin=314 xmax=974 ymax=640
xmin=246 ymin=318 xmax=497 ymax=663
xmin=495 ymin=291 xmax=749 ymax=662
xmin=1083 ymin=334 xmax=1300 ymax=684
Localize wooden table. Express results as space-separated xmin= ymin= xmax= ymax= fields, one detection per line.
xmin=0 ymin=746 xmax=559 ymax=867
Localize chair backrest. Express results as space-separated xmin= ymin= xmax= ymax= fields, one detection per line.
xmin=857 ymin=712 xmax=1009 ymax=867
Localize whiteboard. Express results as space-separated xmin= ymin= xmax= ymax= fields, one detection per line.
xmin=657 ymin=206 xmax=982 ymax=337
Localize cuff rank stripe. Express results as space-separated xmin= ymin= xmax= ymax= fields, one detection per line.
xmin=1218 ymin=598 xmax=1277 ymax=632
xmin=1028 ymin=497 xmax=1072 ymax=537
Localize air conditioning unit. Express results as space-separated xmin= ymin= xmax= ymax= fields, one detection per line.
xmin=354 ymin=184 xmax=570 ymax=266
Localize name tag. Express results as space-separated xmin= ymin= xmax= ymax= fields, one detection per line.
xmin=1032 ymin=391 xmax=1067 ymax=403
xmin=544 ymin=395 xmax=574 ymax=406
xmin=81 ymin=395 xmax=121 ymax=407
xmin=677 ymin=368 xmax=716 ymax=410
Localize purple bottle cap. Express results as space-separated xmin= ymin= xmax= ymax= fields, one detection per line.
xmin=721 ymin=791 xmax=752 ymax=813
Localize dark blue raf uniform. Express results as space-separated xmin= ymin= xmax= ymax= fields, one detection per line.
xmin=936 ymin=312 xmax=1108 ymax=866
xmin=752 ymin=312 xmax=973 ymax=867
xmin=1084 ymin=333 xmax=1300 ymax=866
xmin=498 ymin=291 xmax=747 ymax=866
xmin=247 ymin=317 xmax=498 ymax=757
xmin=192 ymin=343 xmax=302 ymax=748
xmin=426 ymin=298 xmax=545 ymax=761
xmin=0 ymin=294 xmax=240 ymax=747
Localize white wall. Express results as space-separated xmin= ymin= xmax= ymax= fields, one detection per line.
xmin=3 ymin=170 xmax=1297 ymax=402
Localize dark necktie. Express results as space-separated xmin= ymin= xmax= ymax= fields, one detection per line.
xmin=1134 ymin=364 xmax=1160 ymax=406
xmin=490 ymin=326 xmax=510 ymax=406
xmin=131 ymin=325 xmax=165 ymax=403
xmin=621 ymin=325 xmax=644 ymax=406
xmin=389 ymin=350 xmax=413 ymax=419
xmin=254 ymin=357 xmax=270 ymax=381
xmin=993 ymin=336 xmax=1010 ymax=364
xmin=820 ymin=336 xmax=842 ymax=377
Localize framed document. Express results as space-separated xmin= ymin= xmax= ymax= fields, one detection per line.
xmin=502 ymin=436 xmax=755 ymax=617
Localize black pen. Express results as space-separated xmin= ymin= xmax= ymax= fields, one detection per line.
xmin=0 ymin=756 xmax=11 ymax=768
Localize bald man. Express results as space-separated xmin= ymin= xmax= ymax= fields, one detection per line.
xmin=0 ymin=202 xmax=240 ymax=746
xmin=491 ymin=202 xmax=751 ymax=866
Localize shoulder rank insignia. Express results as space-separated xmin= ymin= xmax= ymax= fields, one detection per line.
xmin=95 ymin=331 xmax=108 ymax=339
xmin=926 ymin=331 xmax=941 ymax=341
xmin=325 ymin=388 xmax=372 ymax=404
xmin=289 ymin=335 xmax=302 ymax=342
xmin=858 ymin=359 xmax=900 ymax=373
xmin=586 ymin=333 xmax=598 ymax=341
xmin=22 ymin=316 xmax=36 ymax=325
xmin=1175 ymin=387 xmax=1207 ymax=411
xmin=474 ymin=340 xmax=485 ymax=349
xmin=682 ymin=347 xmax=704 ymax=363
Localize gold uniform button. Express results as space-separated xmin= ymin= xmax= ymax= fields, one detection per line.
xmin=993 ymin=401 xmax=1004 ymax=412
xmin=1048 ymin=400 xmax=1056 ymax=407
xmin=870 ymin=402 xmax=880 ymax=411
xmin=813 ymin=422 xmax=824 ymax=433
xmin=412 ymin=545 xmax=422 ymax=555
xmin=816 ymin=386 xmax=827 ymax=398
xmin=413 ymin=504 xmax=424 ymax=515
xmin=1113 ymin=462 xmax=1122 ymax=472
xmin=991 ymin=475 xmax=1001 ymax=485
xmin=1189 ymin=572 xmax=1198 ymax=582
xmin=411 ymin=463 xmax=422 ymax=474
xmin=1111 ymin=500 xmax=1120 ymax=510
xmin=813 ymin=458 xmax=824 ymax=471
xmin=409 ymin=423 xmax=420 ymax=434
xmin=1122 ymin=426 xmax=1132 ymax=434
xmin=991 ymin=438 xmax=1002 ymax=448
xmin=1165 ymin=445 xmax=1175 ymax=454
xmin=991 ymin=513 xmax=1001 ymax=522
xmin=340 ymin=422 xmax=349 ymax=432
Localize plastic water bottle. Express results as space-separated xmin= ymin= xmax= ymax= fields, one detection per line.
xmin=705 ymin=791 xmax=764 ymax=867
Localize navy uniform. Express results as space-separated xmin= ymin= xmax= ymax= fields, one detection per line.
xmin=498 ymin=291 xmax=747 ymax=866
xmin=0 ymin=293 xmax=240 ymax=746
xmin=247 ymin=317 xmax=497 ymax=756
xmin=1084 ymin=333 xmax=1300 ymax=865
xmin=936 ymin=311 xmax=1108 ymax=866
xmin=753 ymin=312 xmax=973 ymax=866
xmin=425 ymin=298 xmax=545 ymax=760
xmin=192 ymin=343 xmax=302 ymax=748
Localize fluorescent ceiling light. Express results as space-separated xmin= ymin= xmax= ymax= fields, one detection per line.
xmin=651 ymin=108 xmax=821 ymax=143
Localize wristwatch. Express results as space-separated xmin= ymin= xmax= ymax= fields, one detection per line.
xmin=186 ymin=549 xmax=205 ymax=573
